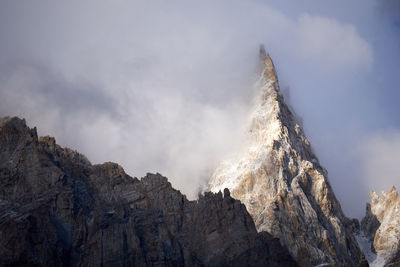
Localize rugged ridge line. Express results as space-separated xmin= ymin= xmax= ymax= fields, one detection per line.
xmin=207 ymin=45 xmax=367 ymax=266
xmin=0 ymin=116 xmax=297 ymax=266
xmin=361 ymin=186 xmax=400 ymax=266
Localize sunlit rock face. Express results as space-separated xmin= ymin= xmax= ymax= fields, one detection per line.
xmin=0 ymin=116 xmax=297 ymax=266
xmin=207 ymin=46 xmax=366 ymax=267
xmin=361 ymin=186 xmax=400 ymax=266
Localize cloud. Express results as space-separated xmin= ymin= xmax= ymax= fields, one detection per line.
xmin=0 ymin=59 xmax=250 ymax=199
xmin=294 ymin=14 xmax=373 ymax=69
xmin=0 ymin=0 xmax=382 ymax=210
xmin=357 ymin=130 xmax=400 ymax=194
xmin=0 ymin=62 xmax=116 ymax=116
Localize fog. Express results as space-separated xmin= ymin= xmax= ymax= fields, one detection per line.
xmin=0 ymin=0 xmax=399 ymax=218
xmin=357 ymin=131 xmax=400 ymax=195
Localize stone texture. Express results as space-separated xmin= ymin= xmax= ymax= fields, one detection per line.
xmin=361 ymin=186 xmax=400 ymax=266
xmin=0 ymin=116 xmax=297 ymax=266
xmin=207 ymin=45 xmax=366 ymax=266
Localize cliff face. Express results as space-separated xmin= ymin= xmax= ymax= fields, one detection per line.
xmin=0 ymin=116 xmax=296 ymax=266
xmin=207 ymin=46 xmax=366 ymax=266
xmin=361 ymin=187 xmax=400 ymax=266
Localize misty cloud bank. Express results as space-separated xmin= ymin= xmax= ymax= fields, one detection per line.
xmin=0 ymin=0 xmax=399 ymax=217
xmin=358 ymin=131 xmax=400 ymax=195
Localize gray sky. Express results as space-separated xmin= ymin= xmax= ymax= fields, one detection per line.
xmin=0 ymin=0 xmax=399 ymax=218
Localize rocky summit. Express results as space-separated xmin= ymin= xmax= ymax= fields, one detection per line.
xmin=207 ymin=45 xmax=367 ymax=266
xmin=361 ymin=186 xmax=400 ymax=266
xmin=1 ymin=46 xmax=386 ymax=267
xmin=0 ymin=116 xmax=297 ymax=266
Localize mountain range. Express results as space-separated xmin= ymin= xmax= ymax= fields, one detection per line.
xmin=0 ymin=47 xmax=398 ymax=266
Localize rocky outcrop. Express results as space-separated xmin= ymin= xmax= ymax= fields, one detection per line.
xmin=0 ymin=116 xmax=296 ymax=266
xmin=207 ymin=45 xmax=366 ymax=266
xmin=361 ymin=187 xmax=400 ymax=266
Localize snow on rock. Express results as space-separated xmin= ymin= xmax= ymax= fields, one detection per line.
xmin=361 ymin=186 xmax=400 ymax=266
xmin=207 ymin=45 xmax=367 ymax=267
xmin=356 ymin=232 xmax=385 ymax=267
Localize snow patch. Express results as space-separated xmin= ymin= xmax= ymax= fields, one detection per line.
xmin=355 ymin=233 xmax=385 ymax=267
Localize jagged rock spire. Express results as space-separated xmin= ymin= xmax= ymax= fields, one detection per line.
xmin=207 ymin=48 xmax=366 ymax=266
xmin=259 ymin=44 xmax=279 ymax=85
xmin=361 ymin=186 xmax=400 ymax=265
xmin=259 ymin=44 xmax=267 ymax=61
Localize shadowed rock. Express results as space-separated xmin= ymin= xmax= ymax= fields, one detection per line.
xmin=0 ymin=116 xmax=297 ymax=266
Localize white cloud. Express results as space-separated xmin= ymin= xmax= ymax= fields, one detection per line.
xmin=0 ymin=0 xmax=376 ymax=204
xmin=358 ymin=131 xmax=400 ymax=193
xmin=294 ymin=14 xmax=373 ymax=69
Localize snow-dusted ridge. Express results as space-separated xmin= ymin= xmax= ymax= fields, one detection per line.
xmin=361 ymin=186 xmax=400 ymax=266
xmin=207 ymin=46 xmax=366 ymax=266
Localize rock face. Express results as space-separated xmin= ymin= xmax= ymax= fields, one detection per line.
xmin=207 ymin=46 xmax=366 ymax=266
xmin=361 ymin=187 xmax=400 ymax=266
xmin=0 ymin=116 xmax=297 ymax=266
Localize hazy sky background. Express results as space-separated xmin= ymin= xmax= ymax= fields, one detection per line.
xmin=0 ymin=0 xmax=399 ymax=218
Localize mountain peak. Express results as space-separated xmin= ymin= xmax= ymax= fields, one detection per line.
xmin=0 ymin=116 xmax=28 ymax=131
xmin=259 ymin=44 xmax=278 ymax=85
xmin=207 ymin=49 xmax=366 ymax=266
xmin=361 ymin=186 xmax=400 ymax=265
xmin=259 ymin=44 xmax=267 ymax=60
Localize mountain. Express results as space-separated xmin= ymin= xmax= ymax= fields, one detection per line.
xmin=360 ymin=186 xmax=400 ymax=266
xmin=207 ymin=45 xmax=367 ymax=266
xmin=0 ymin=116 xmax=297 ymax=266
